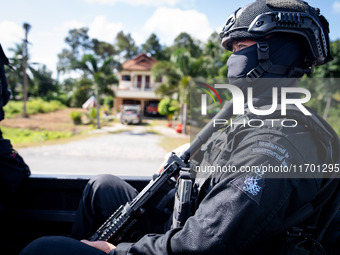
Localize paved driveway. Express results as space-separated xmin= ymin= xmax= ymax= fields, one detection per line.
xmin=18 ymin=127 xmax=170 ymax=177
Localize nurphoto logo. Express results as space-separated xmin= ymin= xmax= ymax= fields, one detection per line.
xmin=201 ymin=84 xmax=311 ymax=116
xmin=199 ymin=83 xmax=312 ymax=128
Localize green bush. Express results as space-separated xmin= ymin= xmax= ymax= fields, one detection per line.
xmin=32 ymin=99 xmax=65 ymax=113
xmin=4 ymin=98 xmax=66 ymax=118
xmin=103 ymin=96 xmax=114 ymax=108
xmin=70 ymin=111 xmax=82 ymax=125
xmin=50 ymin=93 xmax=71 ymax=107
xmin=87 ymin=107 xmax=98 ymax=125
xmin=158 ymin=98 xmax=180 ymax=116
xmin=3 ymin=101 xmax=22 ymax=118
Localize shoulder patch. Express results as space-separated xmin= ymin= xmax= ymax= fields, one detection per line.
xmin=251 ymin=140 xmax=290 ymax=166
xmin=230 ymin=171 xmax=264 ymax=205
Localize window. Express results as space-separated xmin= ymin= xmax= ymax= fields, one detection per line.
xmin=137 ymin=75 xmax=142 ymax=88
xmin=145 ymin=76 xmax=150 ymax=88
xmin=122 ymin=75 xmax=131 ymax=81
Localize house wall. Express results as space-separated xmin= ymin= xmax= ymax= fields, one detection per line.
xmin=114 ymin=70 xmax=162 ymax=115
xmin=118 ymin=70 xmax=157 ymax=91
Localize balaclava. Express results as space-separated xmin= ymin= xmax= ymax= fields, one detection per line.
xmin=226 ymin=35 xmax=307 ymax=106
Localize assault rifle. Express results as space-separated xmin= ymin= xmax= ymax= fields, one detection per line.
xmin=89 ymin=153 xmax=187 ymax=243
xmin=90 ymin=100 xmax=234 ymax=244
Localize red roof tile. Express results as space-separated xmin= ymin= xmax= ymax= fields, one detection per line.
xmin=122 ymin=53 xmax=157 ymax=71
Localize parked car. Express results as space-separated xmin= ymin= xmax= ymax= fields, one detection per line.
xmin=145 ymin=103 xmax=158 ymax=116
xmin=120 ymin=105 xmax=142 ymax=124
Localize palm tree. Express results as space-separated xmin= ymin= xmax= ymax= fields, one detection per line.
xmin=7 ymin=43 xmax=24 ymax=100
xmin=152 ymin=61 xmax=181 ymax=97
xmin=151 ymin=48 xmax=196 ymax=134
xmin=75 ymin=54 xmax=117 ymax=129
xmin=7 ymin=43 xmax=37 ymax=102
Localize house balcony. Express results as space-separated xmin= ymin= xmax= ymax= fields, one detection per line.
xmin=115 ymin=80 xmax=161 ymax=99
xmin=114 ymin=86 xmax=160 ymax=100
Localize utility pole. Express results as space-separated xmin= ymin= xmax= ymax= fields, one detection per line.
xmin=23 ymin=22 xmax=31 ymax=118
xmin=95 ymin=83 xmax=101 ymax=129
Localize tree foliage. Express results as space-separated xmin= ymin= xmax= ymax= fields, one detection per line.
xmin=70 ymin=78 xmax=93 ymax=107
xmin=64 ymin=27 xmax=93 ymax=58
xmin=6 ymin=42 xmax=36 ymax=100
xmin=31 ymin=64 xmax=58 ymax=97
xmin=57 ymin=27 xmax=93 ymax=74
xmin=76 ymin=54 xmax=117 ymax=96
xmin=115 ymin=31 xmax=138 ymax=62
xmin=306 ymin=40 xmax=340 ymax=121
xmin=92 ymin=39 xmax=117 ymax=60
xmin=142 ymin=33 xmax=166 ymax=60
xmin=152 ymin=61 xmax=181 ymax=97
xmin=173 ymin=32 xmax=202 ymax=58
xmin=158 ymin=98 xmax=180 ymax=117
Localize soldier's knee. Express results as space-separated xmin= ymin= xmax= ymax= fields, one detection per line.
xmin=89 ymin=174 xmax=125 ymax=194
xmin=20 ymin=236 xmax=66 ymax=255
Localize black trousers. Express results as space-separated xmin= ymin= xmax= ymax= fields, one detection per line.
xmin=19 ymin=236 xmax=107 ymax=255
xmin=20 ymin=174 xmax=174 ymax=255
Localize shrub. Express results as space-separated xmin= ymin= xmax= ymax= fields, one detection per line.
xmin=103 ymin=96 xmax=114 ymax=108
xmin=70 ymin=111 xmax=82 ymax=125
xmin=4 ymin=98 xmax=66 ymax=118
xmin=27 ymin=99 xmax=66 ymax=114
xmin=158 ymin=98 xmax=180 ymax=116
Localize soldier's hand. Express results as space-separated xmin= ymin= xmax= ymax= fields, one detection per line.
xmin=81 ymin=240 xmax=116 ymax=254
xmin=157 ymin=143 xmax=190 ymax=174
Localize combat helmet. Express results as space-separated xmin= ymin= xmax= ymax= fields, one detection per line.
xmin=220 ymin=0 xmax=333 ymax=78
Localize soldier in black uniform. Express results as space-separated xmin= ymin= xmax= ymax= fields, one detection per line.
xmin=20 ymin=0 xmax=340 ymax=254
xmin=0 ymin=44 xmax=11 ymax=124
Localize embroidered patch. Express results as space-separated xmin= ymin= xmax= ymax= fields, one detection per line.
xmin=230 ymin=170 xmax=264 ymax=205
xmin=251 ymin=140 xmax=290 ymax=166
xmin=257 ymin=141 xmax=287 ymax=155
xmin=243 ymin=176 xmax=262 ymax=195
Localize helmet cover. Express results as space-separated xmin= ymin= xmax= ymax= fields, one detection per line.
xmin=220 ymin=0 xmax=333 ymax=66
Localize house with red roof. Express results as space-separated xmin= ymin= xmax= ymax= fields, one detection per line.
xmin=113 ymin=53 xmax=163 ymax=115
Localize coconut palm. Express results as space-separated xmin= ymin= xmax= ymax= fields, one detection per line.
xmin=74 ymin=54 xmax=118 ymax=128
xmin=7 ymin=43 xmax=37 ymax=102
xmin=151 ymin=47 xmax=196 ymax=134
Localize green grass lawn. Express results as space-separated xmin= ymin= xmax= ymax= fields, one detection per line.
xmin=158 ymin=136 xmax=190 ymax=152
xmin=1 ymin=126 xmax=74 ymax=147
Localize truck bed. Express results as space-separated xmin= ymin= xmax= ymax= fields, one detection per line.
xmin=0 ymin=175 xmax=150 ymax=255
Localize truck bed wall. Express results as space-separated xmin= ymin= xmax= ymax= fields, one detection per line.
xmin=0 ymin=175 xmax=150 ymax=255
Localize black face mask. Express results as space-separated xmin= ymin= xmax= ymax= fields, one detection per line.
xmin=227 ymin=36 xmax=306 ymax=85
xmin=226 ymin=36 xmax=306 ymax=106
xmin=227 ymin=44 xmax=258 ymax=85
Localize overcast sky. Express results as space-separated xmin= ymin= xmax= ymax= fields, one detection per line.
xmin=1 ymin=0 xmax=340 ymax=78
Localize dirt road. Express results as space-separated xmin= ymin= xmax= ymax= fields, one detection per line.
xmin=4 ymin=109 xmax=189 ymax=177
xmin=18 ymin=129 xmax=168 ymax=177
